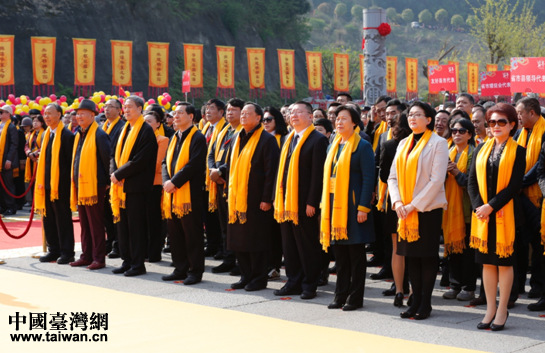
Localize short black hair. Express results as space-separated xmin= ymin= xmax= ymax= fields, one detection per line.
xmin=516 ymin=97 xmax=541 ymax=116
xmin=207 ymin=98 xmax=226 ymax=112
xmin=148 ymin=103 xmax=165 ymax=122
xmin=244 ymin=102 xmax=263 ymax=118
xmin=337 ymin=92 xmax=353 ymax=101
xmin=227 ymin=98 xmax=245 ymax=110
xmin=177 ymin=102 xmax=195 ymax=116
xmin=458 ymin=93 xmax=475 ymax=105
xmin=335 ymin=105 xmax=361 ymax=126
xmin=314 ymin=118 xmax=333 ymax=133
xmin=473 ymin=104 xmax=486 ymax=116
xmin=144 ymin=110 xmax=162 ymax=124
xmin=126 ymin=95 xmax=144 ymax=109
xmin=46 ymin=103 xmax=63 ymax=115
xmin=328 ymin=101 xmax=341 ymax=109
xmin=293 ymin=101 xmax=313 ymax=114
xmin=386 ymin=99 xmax=407 ymax=113
xmin=408 ymin=101 xmax=436 ymax=130
xmin=450 ymin=116 xmax=476 ymax=146
xmin=376 ymin=95 xmax=392 ymax=105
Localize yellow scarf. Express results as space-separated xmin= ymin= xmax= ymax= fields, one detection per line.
xmin=320 ymin=131 xmax=361 ymax=251
xmin=35 ymin=122 xmax=65 ymax=216
xmin=24 ymin=128 xmax=44 ymax=182
xmin=102 ymin=116 xmax=121 ymax=135
xmin=162 ymin=125 xmax=197 ymax=219
xmin=372 ymin=120 xmax=387 ymax=152
xmin=376 ymin=128 xmax=393 ymax=211
xmin=470 ymin=138 xmax=517 ymax=258
xmin=157 ymin=124 xmax=165 ymax=136
xmin=208 ymin=123 xmax=242 ymax=212
xmin=110 ymin=116 xmax=145 ymax=223
xmin=228 ymin=125 xmax=264 ymax=224
xmin=205 ymin=119 xmax=226 ymax=196
xmin=442 ymin=145 xmax=469 ymax=255
xmin=275 ymin=134 xmax=282 ymax=148
xmin=0 ymin=120 xmax=11 ymax=172
xmin=198 ymin=119 xmax=204 ymax=130
xmin=273 ymin=126 xmax=315 ymax=225
xmin=517 ymin=116 xmax=545 ymax=208
xmin=70 ymin=122 xmax=99 ymax=211
xmin=395 ymin=129 xmax=433 ymax=242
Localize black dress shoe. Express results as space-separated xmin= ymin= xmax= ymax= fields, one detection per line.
xmin=213 ymin=251 xmax=224 ymax=260
xmin=394 ymin=292 xmax=404 ymax=307
xmin=183 ymin=276 xmax=202 ymax=285
xmin=56 ymin=256 xmax=75 ymax=265
xmin=148 ymin=256 xmax=162 ymax=263
xmin=300 ymin=291 xmax=317 ymax=300
xmin=229 ymin=266 xmax=241 ymax=276
xmin=244 ymin=282 xmax=266 ymax=291
xmin=112 ymin=265 xmax=130 ymax=274
xmin=470 ymin=296 xmax=486 ymax=306
xmin=367 ymin=256 xmax=383 ymax=267
xmin=370 ymin=268 xmax=393 ymax=280
xmin=382 ymin=283 xmax=396 ymax=296
xmin=317 ymin=277 xmax=328 ymax=287
xmin=328 ymin=301 xmax=344 ymax=309
xmin=528 ymin=289 xmax=541 ymax=299
xmin=212 ymin=262 xmax=235 ymax=273
xmin=107 ymin=250 xmax=120 ymax=259
xmin=39 ymin=252 xmax=60 ymax=263
xmin=124 ymin=267 xmax=147 ymax=277
xmin=528 ymin=296 xmax=545 ymax=311
xmin=203 ymin=247 xmax=218 ymax=257
xmin=328 ymin=265 xmax=337 ymax=274
xmin=490 ymin=311 xmax=509 ymax=331
xmin=342 ymin=304 xmax=361 ymax=311
xmin=162 ymin=245 xmax=171 ymax=253
xmin=273 ymin=286 xmax=302 ymax=296
xmin=400 ymin=309 xmax=416 ymax=319
xmin=3 ymin=209 xmax=16 ymax=216
xmin=477 ymin=316 xmax=495 ymax=330
xmin=162 ymin=271 xmax=187 ymax=281
xmin=414 ymin=308 xmax=432 ymax=320
xmin=231 ymin=280 xmax=248 ymax=289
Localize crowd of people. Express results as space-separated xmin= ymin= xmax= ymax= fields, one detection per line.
xmin=1 ymin=90 xmax=545 ymax=331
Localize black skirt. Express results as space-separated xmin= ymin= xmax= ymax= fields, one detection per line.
xmin=474 ymin=214 xmax=514 ymax=266
xmin=397 ymin=208 xmax=443 ymax=257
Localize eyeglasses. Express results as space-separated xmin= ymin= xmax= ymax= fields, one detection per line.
xmin=487 ymin=119 xmax=509 ymax=127
xmin=262 ymin=117 xmax=273 ymax=123
xmin=451 ymin=128 xmax=468 ymax=135
xmin=408 ymin=113 xmax=426 ymax=118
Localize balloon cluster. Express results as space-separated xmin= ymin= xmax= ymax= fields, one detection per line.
xmin=144 ymin=92 xmax=172 ymax=111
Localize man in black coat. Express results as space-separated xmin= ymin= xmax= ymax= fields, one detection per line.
xmin=161 ymin=102 xmax=207 ymax=285
xmin=226 ymin=103 xmax=280 ymax=291
xmin=0 ymin=106 xmax=19 ymax=215
xmin=273 ymin=101 xmax=328 ymax=299
xmin=110 ymin=95 xmax=158 ymax=277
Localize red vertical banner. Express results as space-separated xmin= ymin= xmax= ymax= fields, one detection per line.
xmin=386 ymin=56 xmax=397 ymax=96
xmin=486 ymin=64 xmax=498 ymax=72
xmin=111 ymin=40 xmax=132 ymax=93
xmin=31 ymin=36 xmax=56 ymax=97
xmin=405 ymin=57 xmax=418 ymax=100
xmin=448 ymin=61 xmax=460 ymax=94
xmin=247 ymin=47 xmax=266 ymax=99
xmin=467 ymin=62 xmax=479 ymax=95
xmin=427 ymin=60 xmax=439 ymax=94
xmin=216 ymin=45 xmax=235 ymax=98
xmin=306 ymin=51 xmax=322 ymax=96
xmin=360 ymin=54 xmax=365 ymax=94
xmin=148 ymin=41 xmax=169 ymax=98
xmin=73 ymin=38 xmax=96 ymax=97
xmin=182 ymin=70 xmax=191 ymax=94
xmin=278 ymin=49 xmax=296 ymax=99
xmin=183 ymin=43 xmax=203 ymax=98
xmin=333 ymin=53 xmax=349 ymax=93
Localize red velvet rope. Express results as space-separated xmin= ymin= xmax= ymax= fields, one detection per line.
xmin=0 ymin=164 xmax=37 ymax=198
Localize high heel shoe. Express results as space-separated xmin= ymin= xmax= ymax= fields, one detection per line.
xmin=490 ymin=311 xmax=509 ymax=331
xmin=394 ymin=292 xmax=404 ymax=307
xmin=414 ymin=307 xmax=432 ymax=320
xmin=400 ymin=308 xmax=416 ymax=318
xmin=477 ymin=315 xmax=495 ymax=330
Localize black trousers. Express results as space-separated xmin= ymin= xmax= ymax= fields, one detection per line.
xmin=167 ymin=211 xmax=204 ymax=277
xmin=117 ymin=192 xmax=148 ymax=271
xmin=146 ymin=185 xmax=166 ymax=261
xmin=0 ymin=169 xmax=16 ymax=210
xmin=216 ymin=184 xmax=235 ymax=265
xmin=280 ymin=216 xmax=323 ymax=293
xmin=103 ymin=189 xmax=117 ymax=252
xmin=203 ymin=191 xmax=221 ymax=253
xmin=448 ymin=224 xmax=478 ymax=291
xmin=333 ymin=243 xmax=367 ymax=306
xmin=43 ymin=189 xmax=74 ymax=258
xmin=236 ymin=250 xmax=268 ymax=288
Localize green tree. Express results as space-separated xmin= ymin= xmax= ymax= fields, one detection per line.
xmin=386 ymin=7 xmax=397 ymax=22
xmin=351 ymin=5 xmax=363 ymax=20
xmin=401 ymin=8 xmax=414 ymax=23
xmin=418 ymin=9 xmax=433 ymax=25
xmin=466 ymin=14 xmax=477 ymax=27
xmin=334 ymin=3 xmax=348 ymax=19
xmin=451 ymin=14 xmax=465 ymax=27
xmin=435 ymin=9 xmax=449 ymax=27
xmin=316 ymin=2 xmax=331 ymax=15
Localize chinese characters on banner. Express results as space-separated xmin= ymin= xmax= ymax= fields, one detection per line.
xmin=359 ymin=54 xmax=365 ymax=93
xmin=73 ymin=38 xmax=96 ymax=97
xmin=467 ymin=63 xmax=479 ymax=95
xmin=0 ymin=35 xmax=15 ymax=97
xmin=486 ymin=64 xmax=498 ymax=72
xmin=111 ymin=40 xmax=132 ymax=92
xmin=481 ymin=70 xmax=511 ymax=96
xmin=216 ymin=46 xmax=235 ymax=98
xmin=31 ymin=36 xmax=56 ymax=97
xmin=182 ymin=70 xmax=191 ymax=94
xmin=147 ymin=42 xmax=169 ymax=97
xmin=427 ymin=60 xmax=439 ymax=94
xmin=305 ymin=51 xmax=322 ymax=96
xmin=510 ymin=57 xmax=545 ymax=93
xmin=405 ymin=58 xmax=418 ymax=100
xmin=278 ymin=49 xmax=295 ymax=99
xmin=428 ymin=64 xmax=458 ymax=92
xmin=183 ymin=43 xmax=203 ymax=97
xmin=333 ymin=53 xmax=349 ymax=93
xmin=448 ymin=61 xmax=460 ymax=94
xmin=246 ymin=48 xmax=266 ymax=98
xmin=386 ymin=56 xmax=397 ymax=94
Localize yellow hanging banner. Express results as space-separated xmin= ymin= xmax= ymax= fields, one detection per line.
xmin=427 ymin=59 xmax=439 ymax=94
xmin=360 ymin=54 xmax=365 ymax=92
xmin=111 ymin=40 xmax=132 ymax=87
xmin=73 ymin=38 xmax=96 ymax=86
xmin=486 ymin=64 xmax=498 ymax=72
xmin=306 ymin=51 xmax=322 ymax=92
xmin=334 ymin=53 xmax=349 ymax=92
xmin=386 ymin=56 xmax=397 ymax=93
xmin=183 ymin=43 xmax=203 ymax=88
xmin=504 ymin=65 xmax=511 ymax=71
xmin=0 ymin=35 xmax=14 ymax=86
xmin=278 ymin=49 xmax=296 ymax=90
xmin=467 ymin=62 xmax=479 ymax=95
xmin=217 ymin=46 xmax=235 ymax=89
xmin=448 ymin=60 xmax=460 ymax=93
xmin=247 ymin=48 xmax=265 ymax=90
xmin=405 ymin=58 xmax=418 ymax=93
xmin=31 ymin=36 xmax=56 ymax=86
xmin=148 ymin=42 xmax=169 ymax=88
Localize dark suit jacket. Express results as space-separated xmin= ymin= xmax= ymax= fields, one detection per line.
xmin=1 ymin=122 xmax=18 ymax=164
xmin=44 ymin=127 xmax=75 ymax=200
xmin=104 ymin=118 xmax=126 ymax=153
xmin=110 ymin=120 xmax=158 ymax=194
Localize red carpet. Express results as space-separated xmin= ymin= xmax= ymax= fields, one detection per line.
xmin=0 ymin=220 xmax=81 ymax=250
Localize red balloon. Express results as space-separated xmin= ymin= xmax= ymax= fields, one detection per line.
xmin=59 ymin=95 xmax=67 ymax=103
xmin=49 ymin=94 xmax=57 ymax=101
xmin=148 ymin=99 xmax=156 ymax=104
xmin=100 ymin=94 xmax=105 ymax=102
xmin=0 ymin=102 xmax=5 ymax=107
xmin=175 ymin=101 xmax=181 ymax=106
xmin=14 ymin=97 xmax=21 ymax=105
xmin=79 ymin=96 xmax=84 ymax=102
xmin=165 ymin=95 xmax=172 ymax=102
xmin=35 ymin=96 xmax=42 ymax=102
xmin=8 ymin=94 xmax=15 ymax=102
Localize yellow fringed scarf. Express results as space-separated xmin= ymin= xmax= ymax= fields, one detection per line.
xmin=228 ymin=125 xmax=264 ymax=224
xmin=205 ymin=119 xmax=226 ymax=198
xmin=162 ymin=125 xmax=197 ymax=219
xmin=470 ymin=138 xmax=517 ymax=258
xmin=320 ymin=130 xmax=361 ymax=252
xmin=395 ymin=129 xmax=433 ymax=242
xmin=102 ymin=116 xmax=121 ymax=135
xmin=442 ymin=145 xmax=469 ymax=255
xmin=273 ymin=126 xmax=315 ymax=225
xmin=24 ymin=128 xmax=44 ymax=182
xmin=35 ymin=122 xmax=65 ymax=216
xmin=110 ymin=116 xmax=145 ymax=223
xmin=208 ymin=123 xmax=242 ymax=212
xmin=372 ymin=120 xmax=387 ymax=152
xmin=376 ymin=128 xmax=393 ymax=212
xmin=70 ymin=121 xmax=99 ymax=211
xmin=516 ymin=116 xmax=545 ymax=208
xmin=0 ymin=120 xmax=11 ymax=172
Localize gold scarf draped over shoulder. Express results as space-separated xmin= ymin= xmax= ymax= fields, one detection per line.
xmin=320 ymin=131 xmax=361 ymax=252
xmin=0 ymin=120 xmax=12 ymax=172
xmin=442 ymin=145 xmax=470 ymax=255
xmin=102 ymin=116 xmax=121 ymax=135
xmin=228 ymin=125 xmax=264 ymax=224
xmin=24 ymin=128 xmax=44 ymax=182
xmin=35 ymin=122 xmax=65 ymax=216
xmin=110 ymin=116 xmax=145 ymax=223
xmin=470 ymin=138 xmax=517 ymax=258
xmin=273 ymin=126 xmax=315 ymax=225
xmin=395 ymin=129 xmax=433 ymax=242
xmin=162 ymin=125 xmax=197 ymax=219
xmin=70 ymin=121 xmax=99 ymax=211
xmin=517 ymin=116 xmax=545 ymax=207
xmin=372 ymin=120 xmax=387 ymax=152
xmin=376 ymin=128 xmax=393 ymax=211
xmin=205 ymin=118 xmax=226 ymax=209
